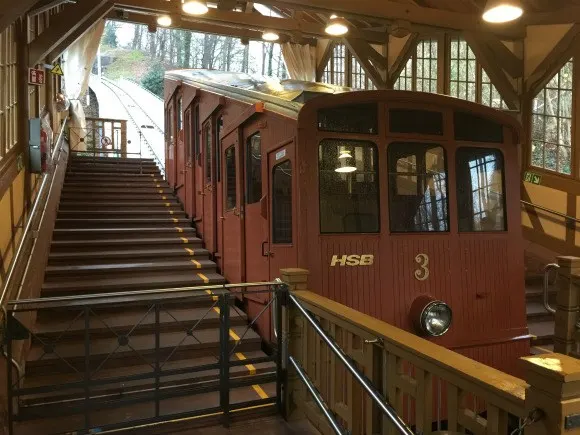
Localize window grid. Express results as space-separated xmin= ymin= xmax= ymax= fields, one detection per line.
xmin=394 ymin=39 xmax=438 ymax=93
xmin=0 ymin=24 xmax=17 ymax=160
xmin=394 ymin=58 xmax=413 ymax=91
xmin=333 ymin=43 xmax=346 ymax=86
xmin=351 ymin=56 xmax=376 ymax=90
xmin=531 ymin=59 xmax=573 ymax=175
xmin=320 ymin=43 xmax=376 ymax=90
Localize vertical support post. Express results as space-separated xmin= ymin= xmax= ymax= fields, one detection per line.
xmin=219 ymin=292 xmax=230 ymax=427
xmin=280 ymin=268 xmax=309 ymax=421
xmin=275 ymin=282 xmax=288 ymax=417
xmin=521 ymin=353 xmax=580 ymax=435
xmin=154 ymin=303 xmax=160 ymax=417
xmin=6 ymin=313 xmax=14 ymax=435
xmin=554 ymin=256 xmax=580 ymax=355
xmin=84 ymin=307 xmax=91 ymax=431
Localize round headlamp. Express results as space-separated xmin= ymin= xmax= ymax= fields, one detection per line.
xmin=410 ymin=295 xmax=452 ymax=337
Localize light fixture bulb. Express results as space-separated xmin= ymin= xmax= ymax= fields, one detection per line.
xmin=325 ymin=16 xmax=349 ymax=36
xmin=335 ymin=166 xmax=357 ymax=173
xmin=338 ymin=151 xmax=352 ymax=159
xmin=182 ymin=0 xmax=209 ymax=15
xmin=262 ymin=31 xmax=280 ymax=41
xmin=157 ymin=15 xmax=172 ymax=27
xmin=482 ymin=0 xmax=523 ymax=23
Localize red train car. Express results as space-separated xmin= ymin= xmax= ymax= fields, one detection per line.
xmin=164 ymin=70 xmax=529 ymax=375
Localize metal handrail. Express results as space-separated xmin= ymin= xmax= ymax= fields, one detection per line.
xmin=521 ymin=200 xmax=580 ymax=224
xmin=0 ymin=119 xmax=67 ymax=308
xmin=289 ymin=294 xmax=414 ymax=435
xmin=543 ymin=263 xmax=559 ymax=315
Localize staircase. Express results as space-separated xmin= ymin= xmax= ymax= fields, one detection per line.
xmin=13 ymin=155 xmax=276 ymax=434
xmin=526 ymin=274 xmax=555 ymax=354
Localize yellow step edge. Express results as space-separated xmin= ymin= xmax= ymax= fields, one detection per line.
xmin=191 ymin=259 xmax=201 ymax=269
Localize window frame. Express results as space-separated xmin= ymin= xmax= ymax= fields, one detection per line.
xmin=184 ymin=107 xmax=192 ymax=162
xmin=320 ymin=42 xmax=377 ymax=90
xmin=203 ymin=121 xmax=212 ymax=183
xmin=246 ymin=132 xmax=262 ymax=205
xmin=272 ymin=159 xmax=293 ymax=244
xmin=224 ymin=145 xmax=237 ymax=211
xmin=394 ymin=38 xmax=440 ymax=93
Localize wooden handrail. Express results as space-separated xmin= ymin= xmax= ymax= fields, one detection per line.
xmin=521 ymin=200 xmax=580 ymax=224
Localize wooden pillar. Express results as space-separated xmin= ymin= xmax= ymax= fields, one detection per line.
xmin=553 ymin=256 xmax=580 ymax=355
xmin=521 ymin=353 xmax=580 ymax=435
xmin=280 ymin=268 xmax=309 ymax=421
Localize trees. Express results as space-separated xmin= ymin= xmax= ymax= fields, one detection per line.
xmin=141 ymin=63 xmax=165 ymax=97
xmin=103 ymin=22 xmax=118 ymax=48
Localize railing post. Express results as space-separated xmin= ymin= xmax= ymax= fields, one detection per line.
xmin=553 ymin=256 xmax=580 ymax=355
xmin=280 ymin=268 xmax=309 ymax=421
xmin=219 ymin=292 xmax=230 ymax=427
xmin=521 ymin=353 xmax=580 ymax=435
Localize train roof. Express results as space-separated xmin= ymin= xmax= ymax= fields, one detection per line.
xmin=165 ymin=69 xmax=353 ymax=118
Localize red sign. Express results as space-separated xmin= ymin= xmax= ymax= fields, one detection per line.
xmin=28 ymin=68 xmax=45 ymax=86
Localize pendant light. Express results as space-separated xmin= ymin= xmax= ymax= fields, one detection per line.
xmin=157 ymin=15 xmax=172 ymax=27
xmin=338 ymin=148 xmax=352 ymax=159
xmin=482 ymin=0 xmax=523 ymax=23
xmin=182 ymin=0 xmax=208 ymax=15
xmin=335 ymin=149 xmax=356 ymax=173
xmin=325 ymin=15 xmax=349 ymax=36
xmin=262 ymin=31 xmax=280 ymax=41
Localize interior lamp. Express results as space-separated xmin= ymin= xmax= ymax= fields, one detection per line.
xmin=182 ymin=0 xmax=209 ymax=15
xmin=325 ymin=16 xmax=349 ymax=36
xmin=482 ymin=0 xmax=523 ymax=23
xmin=262 ymin=31 xmax=280 ymax=41
xmin=157 ymin=15 xmax=172 ymax=27
xmin=335 ymin=151 xmax=356 ymax=173
xmin=338 ymin=149 xmax=352 ymax=159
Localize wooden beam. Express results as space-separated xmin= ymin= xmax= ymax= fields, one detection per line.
xmin=523 ymin=6 xmax=580 ymax=25
xmin=0 ymin=0 xmax=43 ymax=33
xmin=115 ymin=0 xmax=388 ymax=44
xmin=464 ymin=32 xmax=520 ymax=110
xmin=484 ymin=37 xmax=523 ymax=79
xmin=388 ymin=33 xmax=417 ymax=86
xmin=253 ymin=0 xmax=525 ymax=39
xmin=48 ymin=3 xmax=112 ymax=63
xmin=525 ymin=24 xmax=580 ymax=98
xmin=315 ymin=39 xmax=334 ymax=80
xmin=28 ymin=0 xmax=74 ymax=17
xmin=28 ymin=0 xmax=111 ymax=66
xmin=344 ymin=37 xmax=387 ymax=88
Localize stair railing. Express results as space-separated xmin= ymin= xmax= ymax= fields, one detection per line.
xmin=288 ymin=293 xmax=414 ymax=435
xmin=543 ymin=263 xmax=560 ymax=315
xmin=0 ymin=119 xmax=68 ymax=308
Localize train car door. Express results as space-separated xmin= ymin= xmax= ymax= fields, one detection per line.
xmin=165 ymin=103 xmax=176 ymax=187
xmin=243 ymin=131 xmax=269 ymax=285
xmin=202 ymin=118 xmax=216 ymax=252
xmin=194 ymin=105 xmax=203 ymax=232
xmin=268 ymin=142 xmax=297 ymax=280
xmin=175 ymin=97 xmax=185 ymax=203
xmin=221 ymin=131 xmax=243 ymax=282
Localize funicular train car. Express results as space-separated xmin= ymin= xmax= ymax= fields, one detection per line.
xmin=164 ymin=70 xmax=529 ymax=376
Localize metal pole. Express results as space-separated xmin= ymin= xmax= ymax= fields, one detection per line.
xmin=275 ymin=288 xmax=284 ymax=416
xmin=84 ymin=307 xmax=91 ymax=431
xmin=7 ymin=314 xmax=14 ymax=435
xmin=154 ymin=303 xmax=160 ymax=417
xmin=289 ymin=356 xmax=345 ymax=435
xmin=289 ymin=294 xmax=414 ymax=435
xmin=219 ymin=293 xmax=230 ymax=427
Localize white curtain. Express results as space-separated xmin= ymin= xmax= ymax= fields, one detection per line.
xmin=63 ymin=20 xmax=105 ymax=152
xmin=281 ymin=43 xmax=316 ymax=82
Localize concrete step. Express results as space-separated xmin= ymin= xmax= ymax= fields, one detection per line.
xmin=48 ymin=247 xmax=209 ymax=265
xmin=50 ymin=237 xmax=203 ymax=253
xmin=58 ymin=201 xmax=183 ymax=211
xmin=57 ymin=210 xmax=188 ymax=219
xmin=52 ymin=227 xmax=196 ymax=241
xmin=55 ymin=217 xmax=191 ymax=229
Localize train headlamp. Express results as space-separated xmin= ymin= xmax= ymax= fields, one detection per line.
xmin=410 ymin=295 xmax=452 ymax=337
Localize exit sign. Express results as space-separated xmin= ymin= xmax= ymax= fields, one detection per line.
xmin=28 ymin=68 xmax=45 ymax=86
xmin=524 ymin=171 xmax=542 ymax=185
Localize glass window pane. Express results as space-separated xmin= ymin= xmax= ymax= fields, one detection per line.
xmin=215 ymin=116 xmax=223 ymax=182
xmin=272 ymin=160 xmax=293 ymax=243
xmin=388 ymin=143 xmax=449 ymax=232
xmin=205 ymin=123 xmax=212 ymax=182
xmin=246 ymin=133 xmax=262 ymax=204
xmin=456 ymin=148 xmax=506 ymax=232
xmin=225 ymin=146 xmax=236 ymax=210
xmin=319 ymin=139 xmax=379 ymax=233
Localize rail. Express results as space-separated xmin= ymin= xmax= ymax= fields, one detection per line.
xmin=543 ymin=263 xmax=559 ymax=315
xmin=0 ymin=119 xmax=67 ymax=308
xmin=100 ymin=77 xmax=165 ymax=175
xmin=520 ymin=200 xmax=580 ymax=224
xmin=5 ymin=281 xmax=287 ymax=434
xmin=289 ymin=293 xmax=413 ymax=435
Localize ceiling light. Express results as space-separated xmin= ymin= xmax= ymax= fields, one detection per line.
xmin=325 ymin=16 xmax=349 ymax=36
xmin=182 ymin=0 xmax=208 ymax=15
xmin=335 ymin=166 xmax=357 ymax=173
xmin=262 ymin=31 xmax=280 ymax=41
xmin=482 ymin=0 xmax=523 ymax=23
xmin=338 ymin=150 xmax=352 ymax=159
xmin=157 ymin=15 xmax=172 ymax=27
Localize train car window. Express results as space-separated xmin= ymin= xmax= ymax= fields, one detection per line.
xmin=319 ymin=139 xmax=379 ymax=233
xmin=246 ymin=133 xmax=262 ymax=204
xmin=388 ymin=143 xmax=449 ymax=232
xmin=204 ymin=123 xmax=212 ymax=182
xmin=215 ymin=116 xmax=223 ymax=182
xmin=184 ymin=108 xmax=191 ymax=162
xmin=272 ymin=161 xmax=293 ymax=243
xmin=318 ymin=104 xmax=378 ymax=134
xmin=454 ymin=111 xmax=504 ymax=143
xmin=177 ymin=97 xmax=183 ymax=131
xmin=456 ymin=147 xmax=506 ymax=232
xmin=389 ymin=109 xmax=443 ymax=135
xmin=194 ymin=105 xmax=201 ymax=164
xmin=225 ymin=146 xmax=236 ymax=210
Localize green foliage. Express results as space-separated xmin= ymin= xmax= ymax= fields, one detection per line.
xmin=103 ymin=22 xmax=118 ymax=48
xmin=141 ymin=63 xmax=165 ymax=97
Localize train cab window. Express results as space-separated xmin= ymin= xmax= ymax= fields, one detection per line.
xmin=319 ymin=139 xmax=379 ymax=233
xmin=389 ymin=109 xmax=443 ymax=135
xmin=456 ymin=147 xmax=506 ymax=232
xmin=272 ymin=161 xmax=293 ymax=244
xmin=388 ymin=143 xmax=449 ymax=232
xmin=177 ymin=98 xmax=183 ymax=131
xmin=225 ymin=146 xmax=236 ymax=210
xmin=454 ymin=112 xmax=503 ymax=143
xmin=318 ymin=104 xmax=378 ymax=134
xmin=204 ymin=123 xmax=212 ymax=182
xmin=246 ymin=133 xmax=262 ymax=204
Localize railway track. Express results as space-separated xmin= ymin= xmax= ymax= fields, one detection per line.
xmin=100 ymin=77 xmax=165 ymax=173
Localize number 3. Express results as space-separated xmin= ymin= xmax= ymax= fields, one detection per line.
xmin=414 ymin=253 xmax=429 ymax=281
